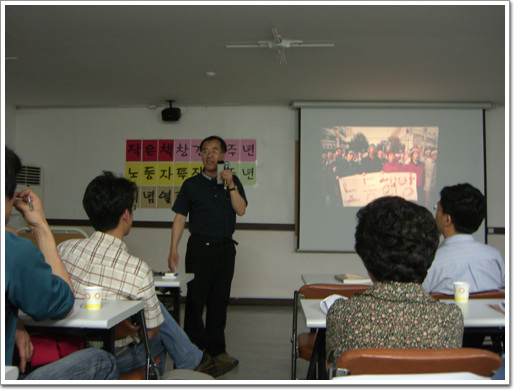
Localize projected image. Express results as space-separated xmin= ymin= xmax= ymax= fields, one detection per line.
xmin=322 ymin=126 xmax=439 ymax=209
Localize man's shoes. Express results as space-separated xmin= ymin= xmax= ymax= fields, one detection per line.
xmin=194 ymin=352 xmax=217 ymax=377
xmin=212 ymin=352 xmax=239 ymax=377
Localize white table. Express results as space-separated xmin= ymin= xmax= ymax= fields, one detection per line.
xmin=20 ymin=300 xmax=145 ymax=353
xmin=301 ymin=273 xmax=372 ymax=286
xmin=300 ymin=298 xmax=506 ymax=329
xmin=4 ymin=366 xmax=19 ymax=380
xmin=299 ymin=298 xmax=505 ymax=380
xmin=153 ymin=273 xmax=194 ymax=288
xmin=153 ymin=273 xmax=194 ymax=323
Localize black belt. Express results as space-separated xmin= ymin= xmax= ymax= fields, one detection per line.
xmin=190 ymin=234 xmax=238 ymax=246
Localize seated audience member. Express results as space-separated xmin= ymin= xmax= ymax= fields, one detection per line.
xmin=326 ymin=196 xmax=464 ymax=365
xmin=5 ymin=148 xmax=119 ymax=380
xmin=58 ymin=172 xmax=225 ymax=377
xmin=423 ymin=183 xmax=505 ymax=294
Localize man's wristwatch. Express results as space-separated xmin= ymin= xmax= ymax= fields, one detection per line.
xmin=228 ymin=185 xmax=237 ymax=192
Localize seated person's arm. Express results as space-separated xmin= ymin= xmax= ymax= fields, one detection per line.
xmin=115 ymin=319 xmax=160 ymax=340
xmin=115 ymin=318 xmax=140 ymax=339
xmin=146 ymin=326 xmax=160 ymax=340
xmin=14 ymin=319 xmax=34 ymax=373
xmin=15 ymin=190 xmax=74 ymax=294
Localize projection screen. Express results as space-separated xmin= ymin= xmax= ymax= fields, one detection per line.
xmin=297 ymin=107 xmax=486 ymax=252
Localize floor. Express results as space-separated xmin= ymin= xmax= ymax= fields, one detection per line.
xmin=163 ymin=304 xmax=311 ymax=382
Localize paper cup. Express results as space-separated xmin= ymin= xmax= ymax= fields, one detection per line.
xmin=84 ymin=286 xmax=103 ymax=310
xmin=453 ymin=281 xmax=470 ymax=302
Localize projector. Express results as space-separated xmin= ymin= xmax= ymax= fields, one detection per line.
xmin=161 ymin=100 xmax=181 ymax=122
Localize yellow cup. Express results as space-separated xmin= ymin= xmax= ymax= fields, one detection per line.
xmin=84 ymin=286 xmax=103 ymax=310
xmin=453 ymin=281 xmax=470 ymax=302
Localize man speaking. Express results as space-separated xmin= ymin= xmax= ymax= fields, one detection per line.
xmin=168 ymin=135 xmax=248 ymax=377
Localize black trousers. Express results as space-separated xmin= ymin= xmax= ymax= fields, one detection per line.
xmin=183 ymin=234 xmax=236 ymax=356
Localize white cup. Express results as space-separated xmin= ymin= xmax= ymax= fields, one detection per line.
xmin=453 ymin=281 xmax=470 ymax=302
xmin=84 ymin=286 xmax=103 ymax=310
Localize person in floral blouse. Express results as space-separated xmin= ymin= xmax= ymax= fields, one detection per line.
xmin=326 ymin=196 xmax=464 ymax=365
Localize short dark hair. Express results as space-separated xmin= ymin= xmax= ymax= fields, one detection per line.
xmin=5 ymin=147 xmax=22 ymax=199
xmin=354 ymin=196 xmax=439 ymax=283
xmin=439 ymin=183 xmax=486 ymax=234
xmin=200 ymin=135 xmax=227 ymax=153
xmin=83 ymin=171 xmax=137 ymax=232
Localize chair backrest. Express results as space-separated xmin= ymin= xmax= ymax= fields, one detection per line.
xmin=331 ymin=348 xmax=502 ymax=378
xmin=17 ymin=226 xmax=88 ymax=246
xmin=430 ymin=290 xmax=505 ymax=300
xmin=299 ymin=283 xmax=370 ymax=299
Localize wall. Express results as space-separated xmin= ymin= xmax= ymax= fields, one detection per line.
xmin=9 ymin=104 xmax=506 ymax=298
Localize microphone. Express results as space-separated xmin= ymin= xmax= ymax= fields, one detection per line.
xmin=224 ymin=161 xmax=230 ymax=190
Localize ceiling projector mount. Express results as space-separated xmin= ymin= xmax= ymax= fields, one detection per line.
xmin=226 ymin=27 xmax=334 ymax=64
xmin=161 ymin=100 xmax=181 ymax=122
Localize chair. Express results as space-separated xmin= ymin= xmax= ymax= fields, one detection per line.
xmin=16 ymin=226 xmax=88 ymax=246
xmin=291 ymin=283 xmax=370 ymax=380
xmin=429 ymin=290 xmax=505 ymax=300
xmin=329 ymin=348 xmax=502 ymax=379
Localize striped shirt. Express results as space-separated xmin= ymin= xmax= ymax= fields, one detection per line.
xmin=58 ymin=231 xmax=164 ymax=348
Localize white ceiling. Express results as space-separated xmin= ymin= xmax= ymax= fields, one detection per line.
xmin=4 ymin=3 xmax=506 ymax=108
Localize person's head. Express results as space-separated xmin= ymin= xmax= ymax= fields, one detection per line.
xmin=200 ymin=135 xmax=227 ymax=154
xmin=387 ymin=151 xmax=395 ymax=163
xmin=377 ymin=150 xmax=384 ymax=160
xmin=83 ymin=171 xmax=137 ymax=233
xmin=411 ymin=147 xmax=420 ymax=163
xmin=5 ymin=147 xmax=22 ymax=200
xmin=425 ymin=149 xmax=431 ymax=158
xmin=431 ymin=150 xmax=438 ymax=161
xmin=437 ymin=183 xmax=485 ymax=235
xmin=354 ymin=196 xmax=439 ymax=284
xmin=200 ymin=135 xmax=227 ymax=176
xmin=346 ymin=150 xmax=353 ymax=161
xmin=368 ymin=144 xmax=376 ymax=156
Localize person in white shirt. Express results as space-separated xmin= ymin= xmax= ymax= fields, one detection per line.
xmin=423 ymin=183 xmax=504 ymax=295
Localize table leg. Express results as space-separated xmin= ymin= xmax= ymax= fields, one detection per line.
xmin=171 ymin=287 xmax=180 ymax=323
xmin=103 ymin=327 xmax=116 ymax=354
xmin=306 ymin=329 xmax=327 ymax=380
xmin=135 ymin=309 xmax=160 ymax=380
xmin=157 ymin=287 xmax=181 ymax=323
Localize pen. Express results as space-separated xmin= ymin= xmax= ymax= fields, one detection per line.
xmin=27 ymin=195 xmax=34 ymax=211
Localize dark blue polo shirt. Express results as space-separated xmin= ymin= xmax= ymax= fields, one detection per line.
xmin=172 ymin=172 xmax=247 ymax=238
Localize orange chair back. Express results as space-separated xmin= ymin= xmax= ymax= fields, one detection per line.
xmin=430 ymin=290 xmax=505 ymax=300
xmin=334 ymin=348 xmax=502 ymax=377
xmin=299 ymin=283 xmax=370 ymax=299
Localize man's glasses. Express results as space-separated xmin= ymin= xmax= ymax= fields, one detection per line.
xmin=201 ymin=149 xmax=221 ymax=156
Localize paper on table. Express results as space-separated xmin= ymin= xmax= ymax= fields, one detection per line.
xmin=489 ymin=301 xmax=505 ymax=314
xmin=320 ymin=294 xmax=348 ymax=314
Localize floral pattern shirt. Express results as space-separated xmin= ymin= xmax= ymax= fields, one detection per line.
xmin=326 ymin=282 xmax=464 ymax=364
